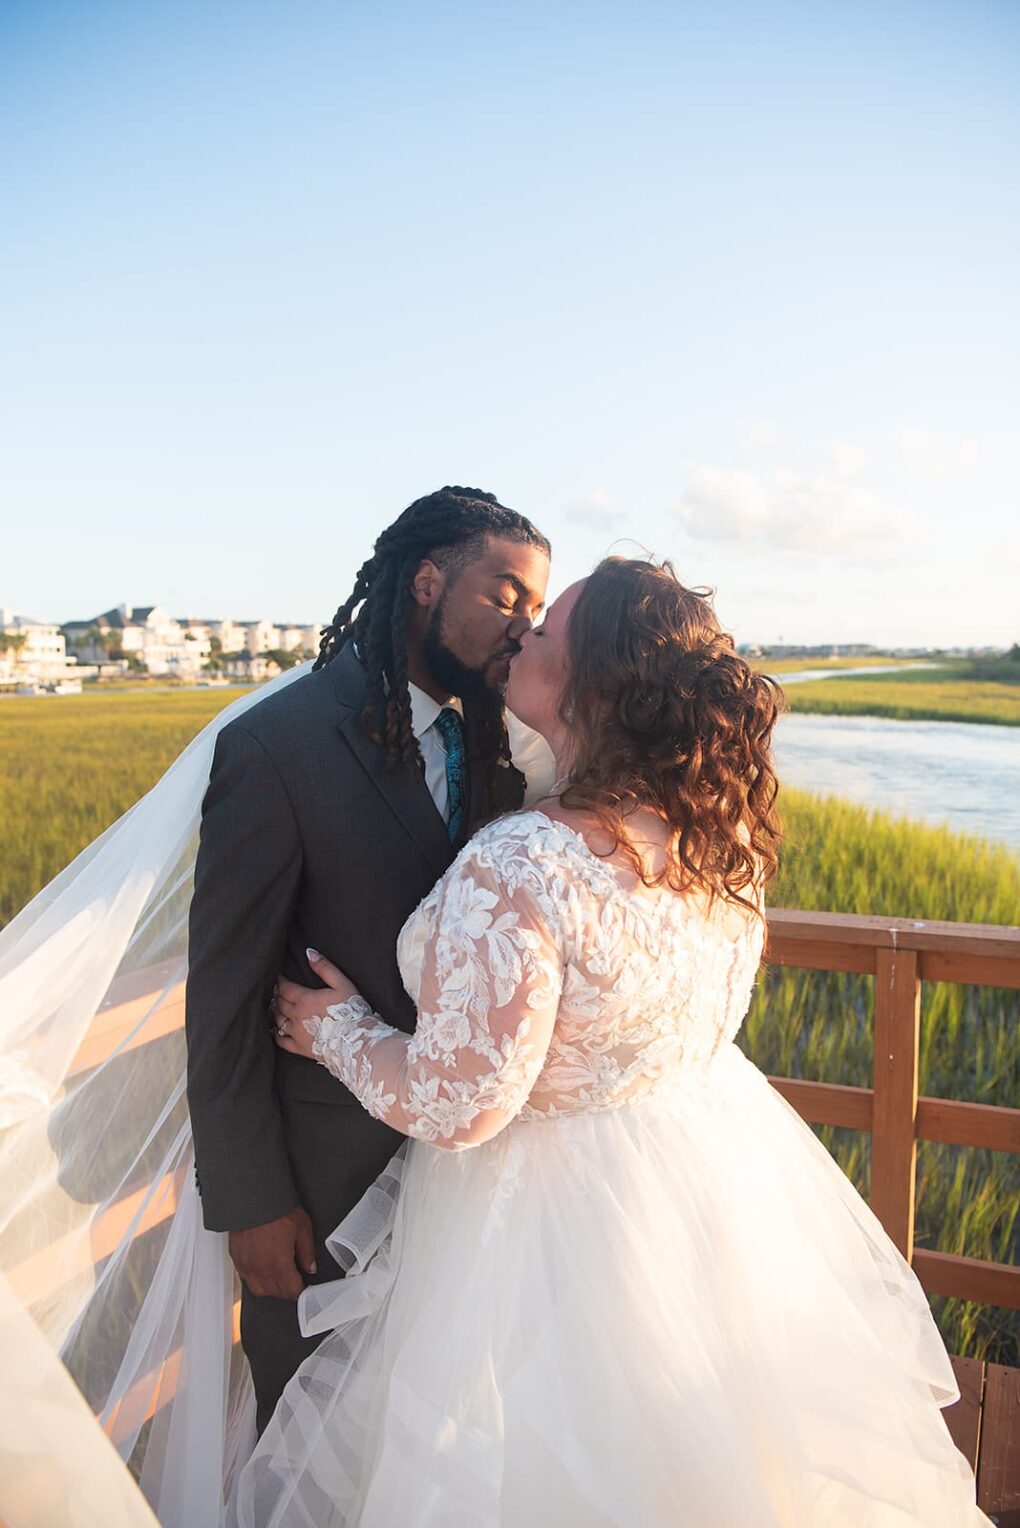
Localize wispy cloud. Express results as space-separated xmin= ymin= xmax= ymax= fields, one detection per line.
xmin=564 ymin=490 xmax=625 ymax=532
xmin=827 ymin=441 xmax=867 ymax=478
xmin=674 ymin=461 xmax=923 ymax=562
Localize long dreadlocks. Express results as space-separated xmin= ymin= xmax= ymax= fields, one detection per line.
xmin=315 ymin=487 xmax=551 ymax=812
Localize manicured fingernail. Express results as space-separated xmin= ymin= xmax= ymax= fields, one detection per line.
xmin=310 ymin=1261 xmax=317 ymax=1274
xmin=306 ymin=947 xmax=320 ymax=961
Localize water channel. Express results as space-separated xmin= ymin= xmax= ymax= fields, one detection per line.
xmin=774 ymin=711 xmax=1020 ymax=853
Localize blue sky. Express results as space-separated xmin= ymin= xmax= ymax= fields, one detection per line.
xmin=2 ymin=0 xmax=1017 ymax=646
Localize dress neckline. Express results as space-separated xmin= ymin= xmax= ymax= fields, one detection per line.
xmin=510 ymin=809 xmax=761 ymax=936
xmin=510 ymin=808 xmax=681 ymax=909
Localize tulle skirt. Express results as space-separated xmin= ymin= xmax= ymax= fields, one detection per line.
xmin=233 ymin=1044 xmax=986 ymax=1526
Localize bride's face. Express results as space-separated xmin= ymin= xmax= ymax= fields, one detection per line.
xmin=505 ymin=578 xmax=586 ymax=741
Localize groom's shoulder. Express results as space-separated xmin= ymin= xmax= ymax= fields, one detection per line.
xmin=219 ymin=664 xmax=352 ymax=754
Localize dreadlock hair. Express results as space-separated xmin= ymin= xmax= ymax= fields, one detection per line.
xmin=315 ymin=487 xmax=551 ymax=814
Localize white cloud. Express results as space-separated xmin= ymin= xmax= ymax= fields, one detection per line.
xmin=828 ymin=440 xmax=867 ymax=478
xmin=673 ymin=461 xmax=923 ymax=563
xmin=564 ymin=490 xmax=625 ymax=532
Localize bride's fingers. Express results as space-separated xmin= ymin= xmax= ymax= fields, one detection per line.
xmin=306 ymin=948 xmax=345 ymax=988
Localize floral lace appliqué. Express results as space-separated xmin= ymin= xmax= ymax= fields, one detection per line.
xmin=308 ymin=813 xmax=764 ymax=1150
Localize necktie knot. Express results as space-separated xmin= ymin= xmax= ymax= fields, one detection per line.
xmin=433 ymin=707 xmax=466 ymax=842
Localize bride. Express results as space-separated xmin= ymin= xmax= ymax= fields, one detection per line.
xmin=230 ymin=557 xmax=986 ymax=1525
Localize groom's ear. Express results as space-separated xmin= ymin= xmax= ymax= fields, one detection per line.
xmin=410 ymin=557 xmax=446 ymax=609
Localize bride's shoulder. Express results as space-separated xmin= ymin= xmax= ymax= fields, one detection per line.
xmin=460 ymin=809 xmax=605 ymax=884
xmin=465 ymin=808 xmax=564 ymax=855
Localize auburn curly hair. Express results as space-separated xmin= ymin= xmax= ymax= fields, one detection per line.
xmin=557 ymin=557 xmax=783 ymax=913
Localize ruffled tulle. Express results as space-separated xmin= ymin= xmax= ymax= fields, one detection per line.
xmin=234 ymin=1044 xmax=986 ymax=1526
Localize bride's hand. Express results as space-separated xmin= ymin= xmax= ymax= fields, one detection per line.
xmin=273 ymin=949 xmax=359 ymax=1059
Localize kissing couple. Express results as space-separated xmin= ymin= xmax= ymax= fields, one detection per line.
xmin=0 ymin=487 xmax=987 ymax=1524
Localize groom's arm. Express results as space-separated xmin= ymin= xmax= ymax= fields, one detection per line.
xmin=186 ymin=721 xmax=303 ymax=1234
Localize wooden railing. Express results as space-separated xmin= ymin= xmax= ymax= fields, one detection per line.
xmin=765 ymin=909 xmax=1020 ymax=1521
xmin=765 ymin=910 xmax=1020 ymax=1299
xmin=14 ymin=910 xmax=1020 ymax=1518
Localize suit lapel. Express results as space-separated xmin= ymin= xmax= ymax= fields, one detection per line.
xmin=329 ymin=645 xmax=453 ymax=879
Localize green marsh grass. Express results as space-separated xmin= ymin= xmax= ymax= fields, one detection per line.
xmin=1 ymin=694 xmax=1017 ymax=1359
xmin=784 ymin=676 xmax=1020 ymax=726
xmin=773 ymin=658 xmax=1020 ymax=726
xmin=0 ymin=688 xmax=246 ymax=928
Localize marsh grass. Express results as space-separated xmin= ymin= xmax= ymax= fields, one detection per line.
xmin=1 ymin=697 xmax=1017 ymax=1358
xmin=775 ymin=660 xmax=1020 ymax=726
xmin=785 ymin=678 xmax=1020 ymax=726
xmin=0 ymin=689 xmax=246 ymax=927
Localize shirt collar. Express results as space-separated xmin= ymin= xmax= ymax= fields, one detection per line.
xmin=406 ymin=680 xmax=463 ymax=741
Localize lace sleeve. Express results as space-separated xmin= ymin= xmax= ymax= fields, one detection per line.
xmin=310 ymin=833 xmax=565 ymax=1150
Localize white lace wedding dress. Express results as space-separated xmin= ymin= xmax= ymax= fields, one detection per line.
xmin=234 ymin=812 xmax=986 ymax=1526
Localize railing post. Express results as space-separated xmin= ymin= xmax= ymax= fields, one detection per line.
xmin=871 ymin=944 xmax=921 ymax=1257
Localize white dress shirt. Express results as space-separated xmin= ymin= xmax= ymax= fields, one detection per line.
xmin=406 ymin=682 xmax=557 ymax=821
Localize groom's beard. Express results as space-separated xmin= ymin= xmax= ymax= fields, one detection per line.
xmin=423 ymin=601 xmax=515 ymax=704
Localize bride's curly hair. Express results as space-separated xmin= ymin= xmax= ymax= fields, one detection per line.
xmin=558 ymin=557 xmax=784 ymax=913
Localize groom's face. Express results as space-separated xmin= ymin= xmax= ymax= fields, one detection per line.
xmin=422 ymin=536 xmax=549 ymax=701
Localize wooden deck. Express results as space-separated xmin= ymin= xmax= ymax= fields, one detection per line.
xmin=9 ymin=908 xmax=1020 ymax=1519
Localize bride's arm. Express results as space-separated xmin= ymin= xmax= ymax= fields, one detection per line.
xmin=275 ymin=844 xmax=564 ymax=1150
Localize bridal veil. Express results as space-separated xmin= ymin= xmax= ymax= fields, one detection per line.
xmin=0 ymin=663 xmax=313 ymax=1526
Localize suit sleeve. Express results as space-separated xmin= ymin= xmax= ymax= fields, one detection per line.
xmin=186 ymin=722 xmax=303 ymax=1231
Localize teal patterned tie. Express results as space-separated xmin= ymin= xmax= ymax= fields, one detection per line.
xmin=433 ymin=707 xmax=467 ymax=842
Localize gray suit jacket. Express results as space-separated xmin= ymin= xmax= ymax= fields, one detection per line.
xmin=185 ymin=643 xmax=525 ymax=1231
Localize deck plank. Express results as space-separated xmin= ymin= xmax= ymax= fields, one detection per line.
xmin=945 ymin=1355 xmax=984 ymax=1471
xmin=977 ymin=1362 xmax=1020 ymax=1516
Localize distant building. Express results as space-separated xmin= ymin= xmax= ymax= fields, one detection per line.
xmin=277 ymin=624 xmax=319 ymax=656
xmin=224 ymin=654 xmax=282 ymax=682
xmin=242 ymin=619 xmax=281 ymax=657
xmin=211 ymin=619 xmax=246 ymax=654
xmin=56 ymin=602 xmax=319 ymax=680
xmin=63 ymin=603 xmax=210 ymax=677
xmin=0 ymin=609 xmax=98 ymax=691
xmin=751 ymin=643 xmax=879 ymax=660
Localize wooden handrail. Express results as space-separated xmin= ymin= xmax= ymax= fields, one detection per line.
xmin=766 ymin=907 xmax=1020 ymax=986
xmin=770 ymin=1077 xmax=1020 ymax=1155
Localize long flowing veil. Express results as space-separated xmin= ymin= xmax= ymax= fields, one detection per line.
xmin=0 ymin=662 xmax=313 ymax=1526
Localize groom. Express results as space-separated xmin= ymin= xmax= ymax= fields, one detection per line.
xmin=185 ymin=487 xmax=552 ymax=1431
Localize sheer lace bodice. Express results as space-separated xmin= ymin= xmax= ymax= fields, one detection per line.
xmin=311 ymin=811 xmax=765 ymax=1149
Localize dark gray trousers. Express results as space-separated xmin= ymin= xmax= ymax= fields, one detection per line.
xmin=240 ymin=1097 xmax=404 ymax=1435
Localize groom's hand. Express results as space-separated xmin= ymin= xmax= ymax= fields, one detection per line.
xmin=228 ymin=1207 xmax=317 ymax=1300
